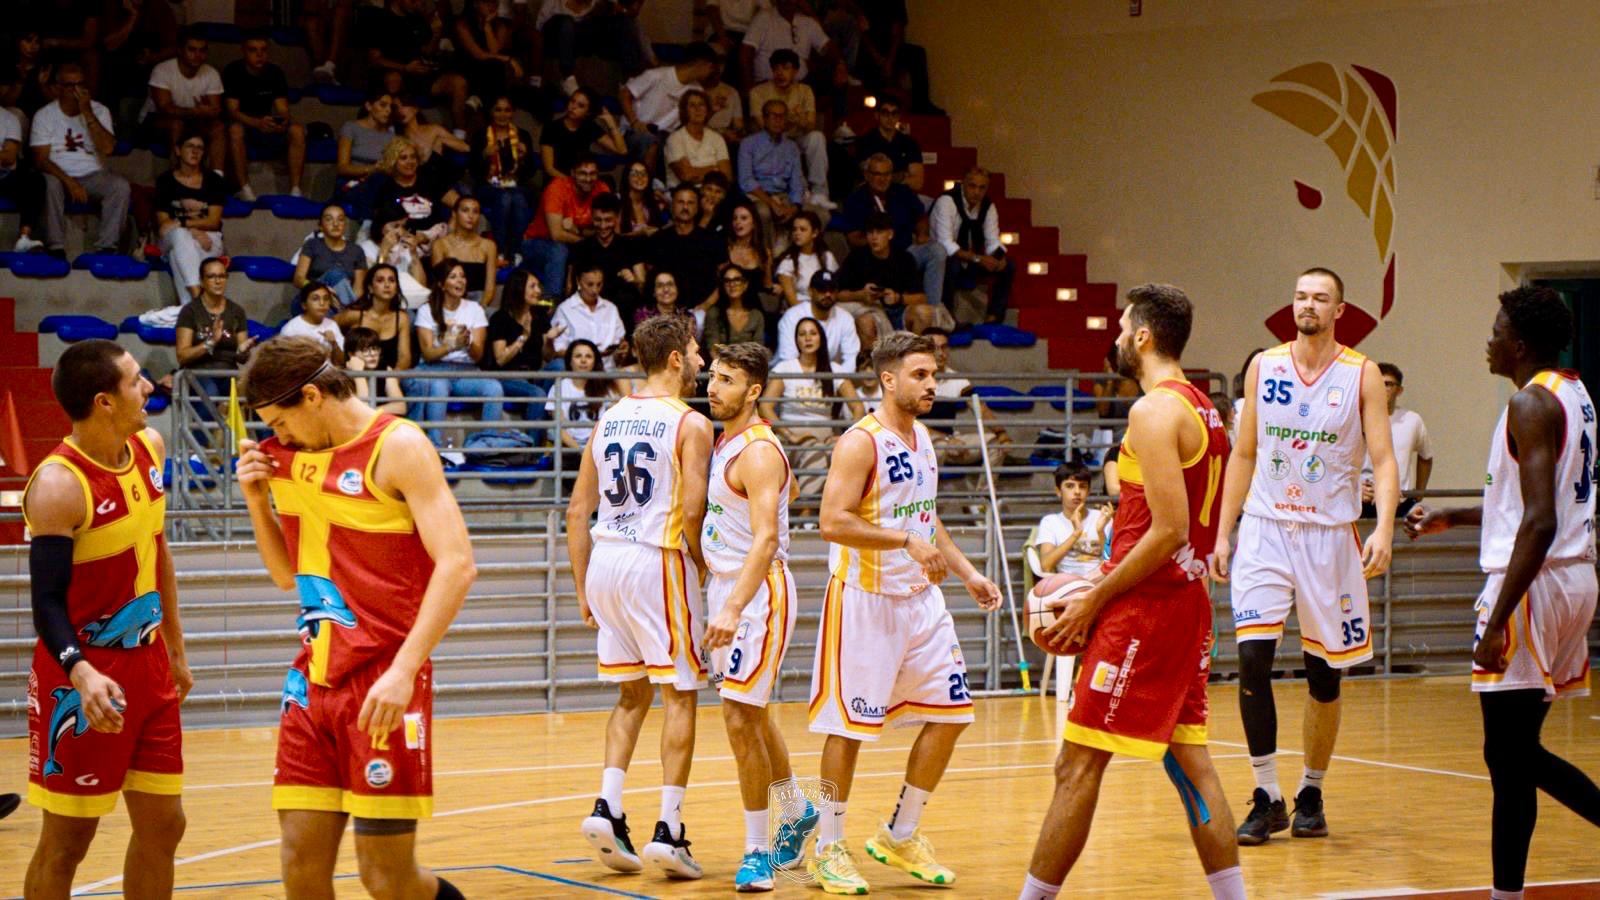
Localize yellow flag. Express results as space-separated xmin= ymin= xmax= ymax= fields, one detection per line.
xmin=226 ymin=378 xmax=247 ymax=454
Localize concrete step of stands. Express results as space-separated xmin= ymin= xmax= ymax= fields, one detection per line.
xmin=1 ymin=271 xmax=293 ymax=330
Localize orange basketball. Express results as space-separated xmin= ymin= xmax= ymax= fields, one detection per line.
xmin=1027 ymin=574 xmax=1097 ymax=655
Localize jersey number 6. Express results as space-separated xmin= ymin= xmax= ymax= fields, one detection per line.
xmin=602 ymin=441 xmax=656 ymax=506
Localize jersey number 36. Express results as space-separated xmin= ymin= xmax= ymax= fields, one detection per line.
xmin=602 ymin=441 xmax=656 ymax=506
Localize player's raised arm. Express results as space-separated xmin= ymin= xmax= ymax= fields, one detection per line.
xmin=566 ymin=431 xmax=602 ymax=627
xmin=237 ymin=438 xmax=296 ymax=591
xmin=820 ymin=428 xmax=945 ymax=583
xmin=362 ymin=423 xmax=478 ymax=736
xmin=1358 ymin=358 xmax=1399 ymax=576
xmin=678 ymin=412 xmax=714 ymax=572
xmin=704 ymin=440 xmax=785 ymax=650
xmin=1210 ymin=353 xmax=1262 ymax=581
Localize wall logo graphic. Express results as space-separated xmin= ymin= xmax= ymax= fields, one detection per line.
xmin=1253 ymin=63 xmax=1397 ymax=346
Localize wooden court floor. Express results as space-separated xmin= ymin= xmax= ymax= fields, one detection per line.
xmin=2 ymin=677 xmax=1598 ymax=899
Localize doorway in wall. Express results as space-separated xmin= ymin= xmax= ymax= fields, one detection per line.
xmin=1532 ymin=278 xmax=1600 ymax=404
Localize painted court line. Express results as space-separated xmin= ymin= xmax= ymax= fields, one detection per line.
xmin=1319 ymin=877 xmax=1600 ymax=898
xmin=62 ymin=864 xmax=656 ymax=900
xmin=1209 ymin=739 xmax=1490 ymax=782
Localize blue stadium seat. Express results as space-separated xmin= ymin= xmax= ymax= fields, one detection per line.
xmin=73 ymin=253 xmax=151 ymax=280
xmin=0 ymin=198 xmax=16 ymax=213
xmin=145 ymin=393 xmax=171 ymax=415
xmin=947 ymin=329 xmax=975 ymax=348
xmin=969 ymin=384 xmax=1033 ymax=412
xmin=261 ymin=195 xmax=324 ymax=219
xmin=314 ymin=84 xmax=366 ymax=106
xmin=232 ymin=256 xmax=296 ymax=282
xmin=1027 ymin=383 xmax=1096 ymax=413
xmin=247 ymin=320 xmax=282 ymax=342
xmin=306 ymin=137 xmax=339 ymax=164
xmin=972 ymin=323 xmax=1037 ymax=347
xmin=222 ymin=196 xmax=257 ymax=218
xmin=497 ymin=266 xmax=512 ymax=284
xmin=39 ymin=315 xmax=118 ymax=342
xmin=121 ymin=315 xmax=177 ymax=345
xmin=111 ymin=139 xmax=135 ymax=157
xmin=9 ymin=255 xmax=71 ymax=278
xmin=271 ymin=26 xmax=307 ymax=47
xmin=0 ymin=251 xmax=23 ymax=268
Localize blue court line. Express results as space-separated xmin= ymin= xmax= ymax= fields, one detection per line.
xmin=48 ymin=863 xmax=654 ymax=898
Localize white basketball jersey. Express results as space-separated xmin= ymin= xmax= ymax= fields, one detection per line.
xmin=1480 ymin=370 xmax=1598 ymax=571
xmin=704 ymin=420 xmax=791 ymax=576
xmin=589 ymin=394 xmax=695 ymax=549
xmin=829 ymin=414 xmax=940 ymax=596
xmin=1243 ymin=343 xmax=1368 ymax=526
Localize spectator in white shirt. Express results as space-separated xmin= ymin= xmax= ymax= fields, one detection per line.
xmin=551 ymin=263 xmax=627 ymax=367
xmin=1031 ymin=463 xmax=1115 ymax=579
xmin=705 ymin=0 xmax=769 ymax=53
xmin=774 ymin=210 xmax=837 ymax=308
xmin=619 ymin=43 xmax=719 ymax=177
xmin=278 ymin=284 xmax=348 ymax=364
xmin=31 ymin=64 xmax=130 ymax=256
xmin=930 ymin=167 xmax=1014 ymax=325
xmin=664 ymin=89 xmax=732 ymax=188
xmin=741 ymin=0 xmax=831 ymax=84
xmin=1362 ymin=362 xmax=1433 ymax=518
xmin=776 ymin=270 xmax=858 ymax=370
xmin=141 ymin=29 xmax=227 ymax=174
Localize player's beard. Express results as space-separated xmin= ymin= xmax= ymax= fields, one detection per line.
xmin=1296 ymin=313 xmax=1325 ymax=336
xmin=1114 ymin=335 xmax=1141 ymax=380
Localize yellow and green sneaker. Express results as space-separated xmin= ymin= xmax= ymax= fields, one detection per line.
xmin=863 ymin=824 xmax=955 ymax=886
xmin=807 ymin=840 xmax=870 ymax=895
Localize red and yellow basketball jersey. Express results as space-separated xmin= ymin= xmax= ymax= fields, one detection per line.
xmin=24 ymin=430 xmax=168 ymax=649
xmin=262 ymin=413 xmax=435 ymax=688
xmin=1109 ymin=379 xmax=1229 ymax=587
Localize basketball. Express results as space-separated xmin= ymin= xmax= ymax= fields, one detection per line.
xmin=1026 ymin=574 xmax=1097 ymax=655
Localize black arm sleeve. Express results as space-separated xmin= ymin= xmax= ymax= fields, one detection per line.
xmin=30 ymin=535 xmax=84 ymax=678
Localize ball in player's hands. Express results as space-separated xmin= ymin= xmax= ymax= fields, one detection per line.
xmin=1027 ymin=574 xmax=1096 ymax=656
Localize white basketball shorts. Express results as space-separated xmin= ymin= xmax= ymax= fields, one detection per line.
xmin=1230 ymin=514 xmax=1374 ymax=668
xmin=808 ymin=577 xmax=974 ymax=742
xmin=1472 ymin=561 xmax=1595 ymax=698
xmin=707 ymin=563 xmax=797 ymax=707
xmin=586 ymin=540 xmax=707 ymax=690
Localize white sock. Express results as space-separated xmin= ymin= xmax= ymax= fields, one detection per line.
xmin=660 ymin=785 xmax=685 ymax=835
xmin=1250 ymin=754 xmax=1282 ymax=802
xmin=1019 ymin=872 xmax=1062 ymax=900
xmin=1490 ymin=892 xmax=1524 ymax=900
xmin=744 ymin=808 xmax=770 ymax=852
xmin=1299 ymin=767 xmax=1326 ymax=795
xmin=818 ymin=800 xmax=847 ymax=848
xmin=887 ymin=782 xmax=931 ymax=841
xmin=1206 ymin=866 xmax=1246 ymax=900
xmin=600 ymin=767 xmax=625 ymax=812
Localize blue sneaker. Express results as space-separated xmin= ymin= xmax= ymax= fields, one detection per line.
xmin=771 ymin=800 xmax=819 ymax=869
xmin=735 ymin=850 xmax=775 ymax=892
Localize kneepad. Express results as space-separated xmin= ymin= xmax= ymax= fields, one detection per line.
xmin=1303 ymin=653 xmax=1341 ymax=703
xmin=1236 ymin=639 xmax=1277 ymax=693
xmin=353 ymin=817 xmax=417 ymax=836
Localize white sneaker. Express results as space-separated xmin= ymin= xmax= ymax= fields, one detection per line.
xmin=805 ymin=191 xmax=837 ymax=211
xmin=440 ymin=450 xmax=465 ymax=467
xmin=14 ymin=234 xmax=43 ymax=252
xmin=312 ymin=61 xmax=339 ymax=85
xmin=236 ymin=186 xmax=258 ymax=203
xmin=641 ymin=821 xmax=703 ymax=880
xmin=289 ymin=187 xmax=303 ymax=198
xmin=452 ymin=128 xmax=467 ymax=141
xmin=562 ymin=75 xmax=579 ymax=96
xmin=832 ymin=122 xmax=856 ymax=141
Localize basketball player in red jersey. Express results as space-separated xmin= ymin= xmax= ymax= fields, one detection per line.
xmin=237 ymin=337 xmax=476 ymax=900
xmin=1021 ymin=285 xmax=1245 ymax=900
xmin=24 ymin=339 xmax=192 ymax=898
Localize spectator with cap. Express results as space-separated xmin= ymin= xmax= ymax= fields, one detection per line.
xmin=837 ymin=211 xmax=935 ymax=332
xmin=568 ymin=193 xmax=646 ymax=320
xmin=851 ymin=94 xmax=923 ymax=193
xmin=31 ymin=63 xmax=130 ymax=257
xmin=749 ymin=48 xmax=833 ymax=209
xmin=223 ymin=30 xmax=307 ymax=202
xmin=520 ymin=153 xmax=610 ymax=307
xmin=837 ymin=157 xmax=944 ymax=314
xmin=737 ymin=98 xmax=804 ymax=233
xmin=154 ymin=125 xmax=229 ymax=306
xmin=619 ymin=42 xmax=720 ymax=176
xmin=140 ymin=27 xmax=226 ymax=176
xmin=775 ymin=269 xmax=859 ymax=370
xmin=930 ymin=166 xmax=1013 ymax=325
xmin=1362 ymin=362 xmax=1433 ymax=518
xmin=664 ymin=88 xmax=732 ymax=188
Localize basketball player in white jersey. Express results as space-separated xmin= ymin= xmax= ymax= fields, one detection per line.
xmin=702 ymin=342 xmax=816 ymax=892
xmin=807 ymin=331 xmax=1003 ymax=894
xmin=1210 ymin=267 xmax=1399 ymax=843
xmin=568 ymin=315 xmax=714 ymax=881
xmin=1406 ymin=287 xmax=1600 ymax=900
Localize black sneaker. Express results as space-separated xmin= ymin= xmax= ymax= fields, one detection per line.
xmin=1235 ymin=787 xmax=1290 ymax=845
xmin=1291 ymin=786 xmax=1328 ymax=838
xmin=641 ymin=820 xmax=704 ymax=880
xmin=581 ymin=798 xmax=642 ymax=872
xmin=0 ymin=792 xmax=19 ymax=821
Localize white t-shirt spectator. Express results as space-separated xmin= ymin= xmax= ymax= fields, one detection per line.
xmin=141 ymin=58 xmax=224 ymax=122
xmin=708 ymin=0 xmax=768 ymax=32
xmin=769 ymin=358 xmax=836 ymax=422
xmin=1363 ymin=407 xmax=1433 ymax=492
xmin=414 ymin=300 xmax=490 ymax=365
xmin=745 ymin=10 xmax=829 ymax=82
xmin=706 ymin=82 xmax=744 ymax=133
xmin=774 ymin=249 xmax=836 ymax=306
xmin=663 ymin=127 xmax=730 ymax=188
xmin=278 ymin=315 xmax=346 ymax=351
xmin=30 ymin=100 xmax=114 ymax=178
xmin=0 ymin=107 xmax=22 ymax=176
xmin=551 ymin=294 xmax=627 ymax=365
xmin=625 ymin=66 xmax=699 ymax=132
xmin=551 ymin=377 xmax=606 ymax=443
xmin=535 ymin=0 xmax=601 ymax=29
xmin=1032 ymin=509 xmax=1111 ymax=578
xmin=774 ymin=301 xmax=859 ymax=370
xmin=930 ymin=191 xmax=1002 ymax=257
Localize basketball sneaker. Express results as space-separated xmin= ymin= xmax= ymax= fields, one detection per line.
xmin=808 ymin=841 xmax=870 ymax=895
xmin=735 ymin=850 xmax=775 ymax=892
xmin=864 ymin=824 xmax=956 ymax=886
xmin=581 ymin=798 xmax=642 ymax=872
xmin=772 ymin=800 xmax=820 ymax=869
xmin=1235 ymin=788 xmax=1289 ymax=845
xmin=1291 ymin=786 xmax=1329 ymax=837
xmin=642 ymin=821 xmax=704 ymax=879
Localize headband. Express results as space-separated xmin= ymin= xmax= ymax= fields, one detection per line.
xmin=249 ymin=360 xmax=334 ymax=410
